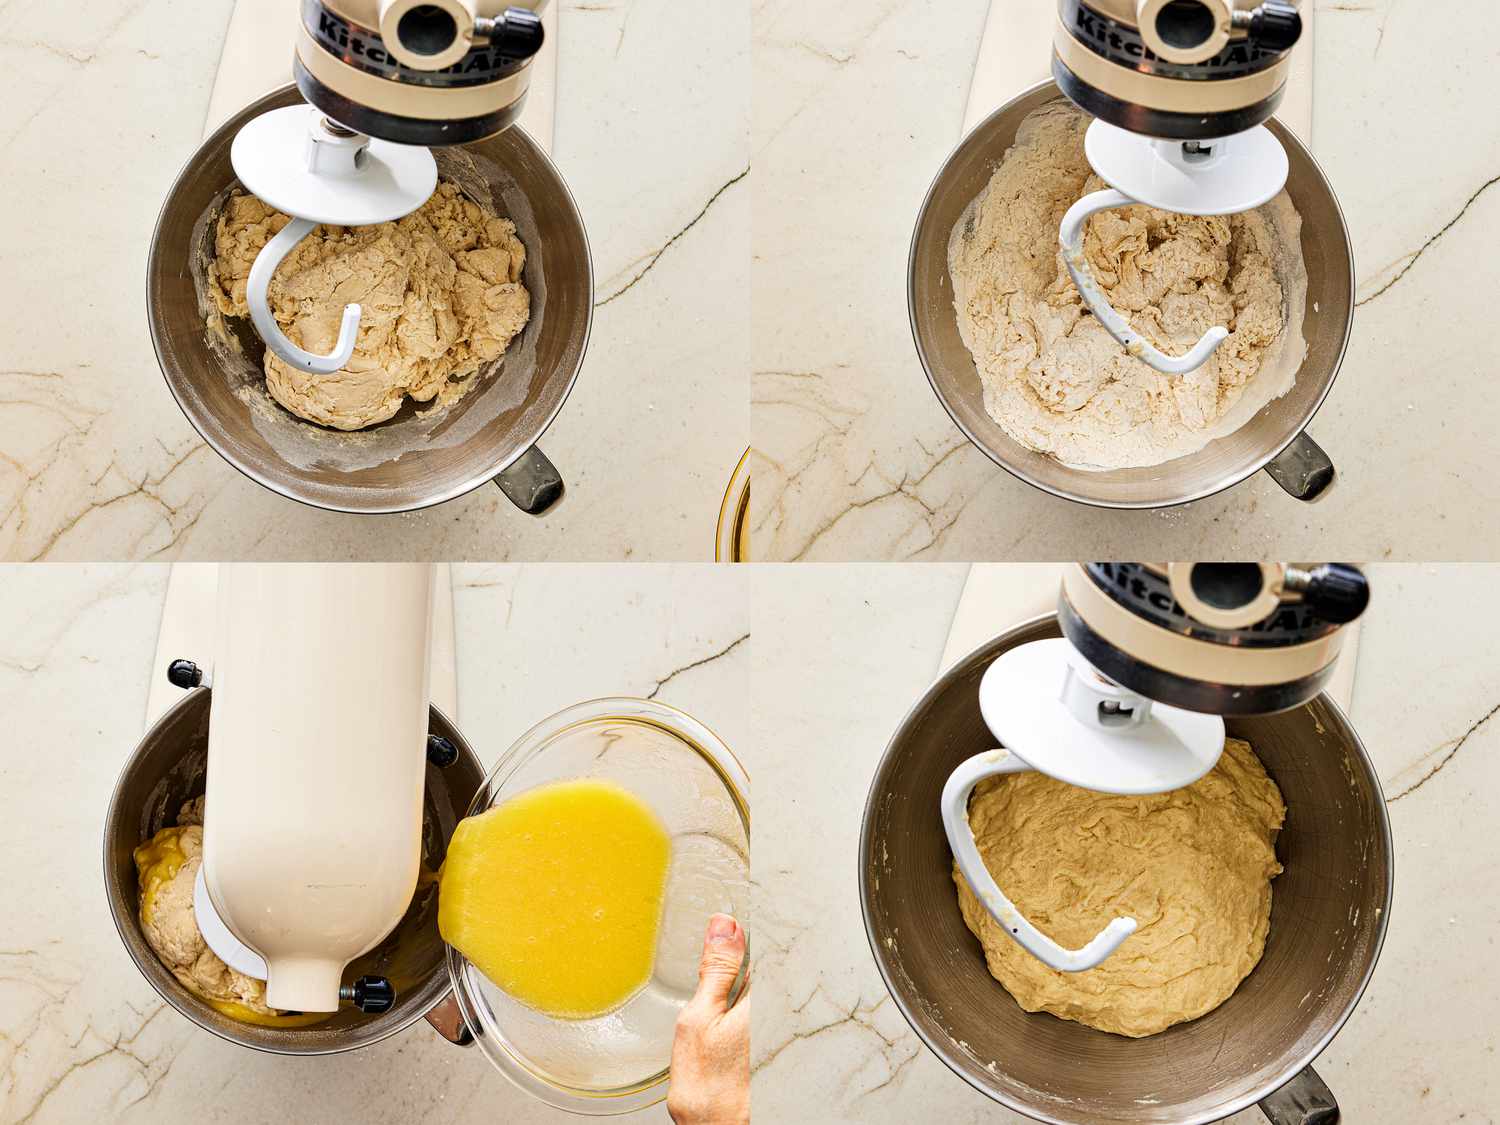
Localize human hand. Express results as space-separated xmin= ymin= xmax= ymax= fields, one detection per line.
xmin=667 ymin=913 xmax=749 ymax=1125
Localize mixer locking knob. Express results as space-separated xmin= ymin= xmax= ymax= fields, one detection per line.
xmin=426 ymin=734 xmax=459 ymax=768
xmin=341 ymin=976 xmax=396 ymax=1014
xmin=166 ymin=659 xmax=202 ymax=689
xmin=474 ymin=7 xmax=546 ymax=61
xmin=1290 ymin=564 xmax=1370 ymax=625
xmin=1243 ymin=2 xmax=1301 ymax=51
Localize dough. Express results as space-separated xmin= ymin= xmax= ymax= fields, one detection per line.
xmin=209 ymin=181 xmax=530 ymax=430
xmin=133 ymin=798 xmax=284 ymax=1018
xmin=948 ymin=103 xmax=1304 ymax=469
xmin=953 ymin=738 xmax=1285 ymax=1037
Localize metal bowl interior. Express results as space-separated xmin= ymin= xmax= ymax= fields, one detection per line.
xmin=448 ymin=697 xmax=751 ymax=1115
xmin=103 ymin=689 xmax=484 ymax=1053
xmin=859 ymin=617 xmax=1392 ymax=1125
xmin=909 ymin=81 xmax=1354 ymax=508
xmin=148 ymin=84 xmax=593 ymax=514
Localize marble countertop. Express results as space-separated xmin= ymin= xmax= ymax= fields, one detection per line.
xmin=0 ymin=0 xmax=747 ymax=561
xmin=751 ymin=0 xmax=1500 ymax=560
xmin=0 ymin=563 xmax=749 ymax=1123
xmin=750 ymin=563 xmax=1500 ymax=1122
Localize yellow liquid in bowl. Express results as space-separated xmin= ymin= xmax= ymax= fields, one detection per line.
xmin=439 ymin=778 xmax=672 ymax=1019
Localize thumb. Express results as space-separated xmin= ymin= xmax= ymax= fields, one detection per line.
xmin=691 ymin=913 xmax=746 ymax=1014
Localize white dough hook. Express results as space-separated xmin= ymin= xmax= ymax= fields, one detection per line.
xmin=245 ymin=217 xmax=361 ymax=374
xmin=1061 ymin=120 xmax=1292 ymax=377
xmin=943 ymin=749 xmax=1140 ymax=971
xmin=941 ymin=639 xmax=1224 ymax=973
xmin=1060 ymin=189 xmax=1229 ymax=376
xmin=230 ymin=104 xmax=438 ymax=375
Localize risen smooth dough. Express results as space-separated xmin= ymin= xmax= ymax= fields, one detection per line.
xmin=948 ymin=104 xmax=1300 ymax=469
xmin=209 ymin=181 xmax=530 ymax=430
xmin=953 ymin=738 xmax=1285 ymax=1037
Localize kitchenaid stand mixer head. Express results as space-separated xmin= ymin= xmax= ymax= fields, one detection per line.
xmin=943 ymin=561 xmax=1367 ymax=972
xmin=1051 ymin=1 xmax=1305 ymax=374
xmin=232 ymin=2 xmax=548 ymax=373
xmin=168 ymin=563 xmax=453 ymax=1015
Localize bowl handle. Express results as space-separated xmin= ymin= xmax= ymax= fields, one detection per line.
xmin=1258 ymin=1065 xmax=1339 ymax=1124
xmin=941 ymin=751 xmax=1137 ymax=972
xmin=494 ymin=445 xmax=565 ymax=515
xmin=1264 ymin=432 xmax=1336 ymax=503
xmin=424 ymin=989 xmax=474 ymax=1047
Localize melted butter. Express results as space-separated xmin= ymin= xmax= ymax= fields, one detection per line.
xmin=207 ymin=999 xmax=332 ymax=1028
xmin=439 ymin=778 xmax=671 ymax=1019
xmin=133 ymin=827 xmax=190 ymax=927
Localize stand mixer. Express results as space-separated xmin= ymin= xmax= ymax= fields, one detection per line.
xmin=1050 ymin=1 xmax=1305 ymax=374
xmin=943 ymin=561 xmax=1368 ymax=972
xmin=232 ymin=1 xmax=548 ymax=374
xmin=159 ymin=562 xmax=458 ymax=1014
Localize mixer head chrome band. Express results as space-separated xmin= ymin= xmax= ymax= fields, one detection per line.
xmin=1053 ymin=0 xmax=1300 ymax=140
xmin=1060 ymin=593 xmax=1335 ymax=714
xmin=1058 ymin=562 xmax=1365 ymax=715
xmin=295 ymin=56 xmax=527 ymax=145
xmin=296 ymin=0 xmax=544 ymax=146
xmin=1052 ymin=54 xmax=1284 ymax=141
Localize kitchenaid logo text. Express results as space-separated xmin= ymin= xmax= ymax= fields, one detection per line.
xmin=1066 ymin=0 xmax=1278 ymax=78
xmin=1089 ymin=564 xmax=1321 ymax=639
xmin=303 ymin=1 xmax=519 ymax=88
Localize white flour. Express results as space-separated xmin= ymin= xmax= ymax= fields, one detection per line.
xmin=949 ymin=103 xmax=1307 ymax=470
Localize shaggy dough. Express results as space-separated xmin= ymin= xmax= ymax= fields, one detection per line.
xmin=209 ymin=181 xmax=530 ymax=430
xmin=134 ymin=798 xmax=288 ymax=1019
xmin=953 ymin=738 xmax=1285 ymax=1037
xmin=949 ymin=104 xmax=1302 ymax=469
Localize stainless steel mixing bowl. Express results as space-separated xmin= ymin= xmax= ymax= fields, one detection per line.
xmin=859 ymin=616 xmax=1392 ymax=1125
xmin=148 ymin=84 xmax=592 ymax=515
xmin=909 ymin=81 xmax=1354 ymax=508
xmin=104 ymin=687 xmax=484 ymax=1053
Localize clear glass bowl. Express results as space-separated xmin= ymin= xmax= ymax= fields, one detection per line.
xmin=446 ymin=698 xmax=750 ymax=1114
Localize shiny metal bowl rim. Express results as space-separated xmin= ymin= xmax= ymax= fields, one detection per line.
xmin=147 ymin=89 xmax=594 ymax=515
xmin=715 ymin=447 xmax=753 ymax=562
xmin=856 ymin=614 xmax=1394 ymax=1124
xmin=907 ymin=79 xmax=1356 ymax=510
xmin=102 ymin=689 xmax=477 ymax=1055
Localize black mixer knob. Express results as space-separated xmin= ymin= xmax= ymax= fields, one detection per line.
xmin=166 ymin=659 xmax=202 ymax=689
xmin=1245 ymin=2 xmax=1302 ymax=51
xmin=426 ymin=734 xmax=459 ymax=768
xmin=482 ymin=7 xmax=545 ymax=61
xmin=1298 ymin=564 xmax=1369 ymax=625
xmin=342 ymin=976 xmax=396 ymax=1014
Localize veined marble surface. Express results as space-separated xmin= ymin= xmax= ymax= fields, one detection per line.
xmin=750 ymin=563 xmax=1500 ymax=1122
xmin=0 ymin=0 xmax=747 ymax=561
xmin=0 ymin=563 xmax=748 ymax=1123
xmin=751 ymin=0 xmax=1500 ymax=560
